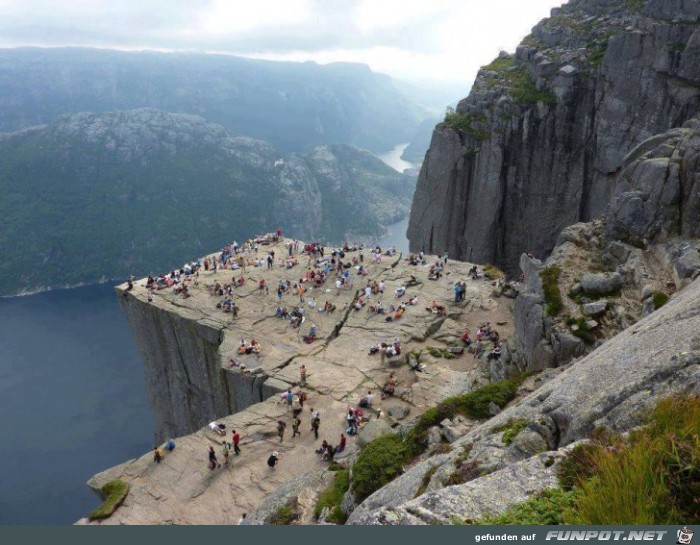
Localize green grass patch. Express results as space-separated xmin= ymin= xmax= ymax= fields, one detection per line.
xmin=652 ymin=292 xmax=669 ymax=310
xmin=484 ymin=56 xmax=516 ymax=72
xmin=540 ymin=266 xmax=564 ymax=316
xmin=570 ymin=396 xmax=700 ymax=524
xmin=494 ymin=418 xmax=529 ymax=446
xmin=314 ymin=470 xmax=350 ymax=524
xmin=88 ymin=480 xmax=130 ymax=521
xmin=443 ymin=112 xmax=490 ymax=140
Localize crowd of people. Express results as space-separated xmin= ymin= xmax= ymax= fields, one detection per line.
xmin=136 ymin=232 xmax=523 ymax=525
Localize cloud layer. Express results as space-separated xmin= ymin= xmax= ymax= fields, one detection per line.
xmin=0 ymin=0 xmax=564 ymax=84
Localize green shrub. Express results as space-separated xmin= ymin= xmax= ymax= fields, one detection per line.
xmin=652 ymin=292 xmax=669 ymax=310
xmin=314 ymin=470 xmax=350 ymax=522
xmin=494 ymin=419 xmax=529 ymax=446
xmin=540 ymin=267 xmax=564 ymax=316
xmin=88 ymin=480 xmax=130 ymax=521
xmin=352 ymin=434 xmax=408 ymax=502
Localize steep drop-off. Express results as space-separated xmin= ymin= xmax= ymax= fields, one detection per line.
xmin=408 ymin=0 xmax=700 ymax=273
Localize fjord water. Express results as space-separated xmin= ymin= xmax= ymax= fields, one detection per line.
xmin=377 ymin=142 xmax=415 ymax=174
xmin=0 ymin=284 xmax=152 ymax=524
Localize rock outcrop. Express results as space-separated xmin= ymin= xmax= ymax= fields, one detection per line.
xmin=408 ymin=0 xmax=700 ymax=274
xmin=350 ymin=276 xmax=700 ymax=524
xmin=505 ymin=118 xmax=700 ymax=373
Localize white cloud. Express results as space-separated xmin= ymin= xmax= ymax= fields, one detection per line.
xmin=0 ymin=0 xmax=566 ymax=85
xmin=199 ymin=0 xmax=311 ymax=35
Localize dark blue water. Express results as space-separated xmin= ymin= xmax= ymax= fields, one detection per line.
xmin=0 ymin=283 xmax=153 ymax=524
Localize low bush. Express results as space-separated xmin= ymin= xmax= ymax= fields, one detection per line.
xmin=351 ymin=434 xmax=408 ymax=502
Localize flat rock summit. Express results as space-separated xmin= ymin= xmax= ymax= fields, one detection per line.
xmin=81 ymin=239 xmax=511 ymax=524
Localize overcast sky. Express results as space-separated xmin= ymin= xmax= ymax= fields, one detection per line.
xmin=0 ymin=0 xmax=564 ymax=85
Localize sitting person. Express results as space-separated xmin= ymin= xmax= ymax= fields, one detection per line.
xmin=381 ymin=373 xmax=397 ymax=398
xmin=469 ymin=265 xmax=479 ymax=279
xmin=461 ymin=331 xmax=472 ymax=346
xmin=358 ymin=390 xmax=374 ymax=408
xmin=395 ymin=286 xmax=406 ymax=298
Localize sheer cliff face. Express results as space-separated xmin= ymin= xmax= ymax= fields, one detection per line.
xmin=408 ymin=0 xmax=700 ymax=273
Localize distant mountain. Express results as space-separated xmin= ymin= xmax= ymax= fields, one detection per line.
xmin=0 ymin=109 xmax=415 ymax=295
xmin=0 ymin=47 xmax=431 ymax=154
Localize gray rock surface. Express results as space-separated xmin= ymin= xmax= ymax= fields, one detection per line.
xmin=579 ymin=272 xmax=623 ymax=295
xmin=407 ymin=0 xmax=700 ymax=273
xmin=352 ymin=277 xmax=700 ymax=523
xmin=357 ymin=420 xmax=394 ymax=447
xmin=606 ymin=119 xmax=700 ymax=247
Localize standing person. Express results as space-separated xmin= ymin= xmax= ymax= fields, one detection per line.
xmin=443 ymin=251 xmax=448 ymax=265
xmin=208 ymin=446 xmax=219 ymax=470
xmin=153 ymin=446 xmax=163 ymax=463
xmin=310 ymin=408 xmax=320 ymax=440
xmin=299 ymin=364 xmax=307 ymax=386
xmin=232 ymin=430 xmax=241 ymax=455
xmin=285 ymin=389 xmax=294 ymax=412
xmin=267 ymin=451 xmax=280 ymax=469
xmin=222 ymin=441 xmax=231 ymax=467
xmin=460 ymin=281 xmax=467 ymax=301
xmin=453 ymin=282 xmax=461 ymax=303
xmin=277 ymin=420 xmax=287 ymax=442
xmin=292 ymin=415 xmax=301 ymax=438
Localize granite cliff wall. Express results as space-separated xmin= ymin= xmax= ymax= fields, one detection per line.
xmin=117 ymin=289 xmax=281 ymax=442
xmin=408 ymin=0 xmax=700 ymax=274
